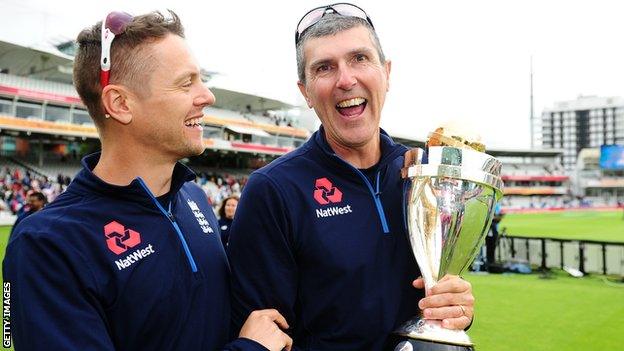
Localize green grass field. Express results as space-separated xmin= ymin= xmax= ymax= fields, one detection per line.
xmin=466 ymin=271 xmax=624 ymax=351
xmin=1 ymin=222 xmax=624 ymax=350
xmin=500 ymin=210 xmax=624 ymax=243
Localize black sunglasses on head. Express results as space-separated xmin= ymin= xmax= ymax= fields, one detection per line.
xmin=294 ymin=3 xmax=375 ymax=45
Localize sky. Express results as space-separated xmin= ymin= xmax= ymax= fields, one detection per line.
xmin=2 ymin=0 xmax=624 ymax=149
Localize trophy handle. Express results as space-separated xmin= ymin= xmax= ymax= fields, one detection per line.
xmin=402 ymin=148 xmax=425 ymax=179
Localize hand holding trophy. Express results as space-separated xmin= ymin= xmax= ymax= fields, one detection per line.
xmin=394 ymin=123 xmax=503 ymax=351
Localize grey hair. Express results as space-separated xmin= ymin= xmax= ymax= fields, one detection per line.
xmin=295 ymin=14 xmax=386 ymax=84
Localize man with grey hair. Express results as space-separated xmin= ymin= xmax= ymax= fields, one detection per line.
xmin=229 ymin=3 xmax=475 ymax=350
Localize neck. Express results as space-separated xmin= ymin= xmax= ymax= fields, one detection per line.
xmin=92 ymin=142 xmax=176 ymax=197
xmin=326 ymin=133 xmax=381 ymax=169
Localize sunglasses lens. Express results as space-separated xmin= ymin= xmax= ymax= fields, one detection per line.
xmin=297 ymin=8 xmax=326 ymax=36
xmin=332 ymin=4 xmax=366 ymax=19
xmin=105 ymin=11 xmax=133 ymax=35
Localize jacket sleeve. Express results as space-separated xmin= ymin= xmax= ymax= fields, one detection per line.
xmin=221 ymin=337 xmax=269 ymax=351
xmin=228 ymin=173 xmax=300 ymax=347
xmin=3 ymin=230 xmax=115 ymax=350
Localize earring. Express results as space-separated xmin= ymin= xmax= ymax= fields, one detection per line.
xmin=105 ymin=114 xmax=111 ymax=119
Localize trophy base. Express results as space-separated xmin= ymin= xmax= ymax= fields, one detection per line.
xmin=391 ymin=317 xmax=474 ymax=350
xmin=392 ymin=337 xmax=474 ymax=351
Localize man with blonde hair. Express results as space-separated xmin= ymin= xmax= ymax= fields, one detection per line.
xmin=4 ymin=10 xmax=291 ymax=351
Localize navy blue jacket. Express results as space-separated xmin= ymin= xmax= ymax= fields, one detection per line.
xmin=9 ymin=208 xmax=37 ymax=238
xmin=229 ymin=128 xmax=422 ymax=350
xmin=219 ymin=217 xmax=233 ymax=247
xmin=3 ymin=153 xmax=266 ymax=351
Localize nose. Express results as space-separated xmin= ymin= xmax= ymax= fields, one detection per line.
xmin=195 ymin=84 xmax=216 ymax=107
xmin=335 ymin=63 xmax=357 ymax=90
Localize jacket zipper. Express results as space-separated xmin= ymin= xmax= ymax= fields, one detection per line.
xmin=332 ymin=156 xmax=390 ymax=234
xmin=137 ymin=178 xmax=199 ymax=273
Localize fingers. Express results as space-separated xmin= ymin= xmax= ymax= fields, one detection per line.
xmin=240 ymin=309 xmax=292 ymax=351
xmin=422 ymin=303 xmax=474 ymax=330
xmin=429 ymin=275 xmax=471 ymax=295
xmin=419 ymin=290 xmax=474 ymax=309
xmin=267 ymin=309 xmax=290 ymax=330
xmin=251 ymin=309 xmax=290 ymax=330
xmin=416 ymin=275 xmax=475 ymax=330
xmin=413 ymin=275 xmax=470 ymax=294
xmin=283 ymin=334 xmax=293 ymax=351
xmin=440 ymin=315 xmax=472 ymax=330
xmin=422 ymin=305 xmax=465 ymax=320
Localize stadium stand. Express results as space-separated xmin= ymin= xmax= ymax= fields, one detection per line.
xmin=0 ymin=38 xmax=316 ymax=215
xmin=3 ymin=37 xmax=614 ymax=216
xmin=576 ymin=148 xmax=624 ymax=205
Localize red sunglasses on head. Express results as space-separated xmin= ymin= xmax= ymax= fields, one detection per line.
xmin=100 ymin=11 xmax=134 ymax=88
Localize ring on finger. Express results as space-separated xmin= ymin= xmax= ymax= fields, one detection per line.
xmin=459 ymin=304 xmax=466 ymax=316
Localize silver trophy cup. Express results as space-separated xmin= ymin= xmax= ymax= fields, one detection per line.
xmin=393 ymin=146 xmax=503 ymax=351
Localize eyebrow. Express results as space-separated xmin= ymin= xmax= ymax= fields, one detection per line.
xmin=308 ymin=46 xmax=376 ymax=68
xmin=348 ymin=47 xmax=375 ymax=58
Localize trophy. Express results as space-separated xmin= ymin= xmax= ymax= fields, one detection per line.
xmin=393 ymin=125 xmax=503 ymax=351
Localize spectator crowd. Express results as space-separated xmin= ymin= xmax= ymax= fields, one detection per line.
xmin=0 ymin=167 xmax=66 ymax=215
xmin=0 ymin=166 xmax=248 ymax=220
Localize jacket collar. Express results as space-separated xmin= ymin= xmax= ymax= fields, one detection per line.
xmin=69 ymin=152 xmax=196 ymax=205
xmin=310 ymin=125 xmax=407 ymax=169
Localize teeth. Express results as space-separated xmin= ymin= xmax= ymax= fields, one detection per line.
xmin=185 ymin=117 xmax=203 ymax=126
xmin=336 ymin=97 xmax=366 ymax=108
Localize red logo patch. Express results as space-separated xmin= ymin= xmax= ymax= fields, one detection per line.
xmin=104 ymin=221 xmax=141 ymax=255
xmin=313 ymin=177 xmax=343 ymax=205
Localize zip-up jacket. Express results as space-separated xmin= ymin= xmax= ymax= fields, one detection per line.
xmin=3 ymin=153 xmax=266 ymax=351
xmin=228 ymin=128 xmax=422 ymax=350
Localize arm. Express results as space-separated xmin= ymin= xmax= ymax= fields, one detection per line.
xmin=228 ymin=174 xmax=300 ymax=346
xmin=3 ymin=231 xmax=115 ymax=350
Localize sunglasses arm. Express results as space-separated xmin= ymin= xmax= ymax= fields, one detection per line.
xmin=100 ymin=16 xmax=115 ymax=88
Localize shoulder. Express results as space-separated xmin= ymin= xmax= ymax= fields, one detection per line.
xmin=8 ymin=188 xmax=106 ymax=251
xmin=12 ymin=201 xmax=74 ymax=238
xmin=180 ymin=181 xmax=210 ymax=204
xmin=254 ymin=143 xmax=314 ymax=178
xmin=6 ymin=206 xmax=94 ymax=269
xmin=181 ymin=180 xmax=204 ymax=194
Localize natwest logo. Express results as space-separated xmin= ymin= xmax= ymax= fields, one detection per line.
xmin=313 ymin=177 xmax=343 ymax=205
xmin=104 ymin=221 xmax=141 ymax=255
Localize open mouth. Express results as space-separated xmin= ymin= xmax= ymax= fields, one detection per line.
xmin=184 ymin=116 xmax=203 ymax=130
xmin=336 ymin=97 xmax=367 ymax=117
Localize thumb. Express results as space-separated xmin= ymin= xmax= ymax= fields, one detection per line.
xmin=412 ymin=277 xmax=425 ymax=289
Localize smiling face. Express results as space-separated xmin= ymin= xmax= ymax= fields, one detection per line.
xmin=127 ymin=34 xmax=215 ymax=160
xmin=298 ymin=25 xmax=391 ymax=151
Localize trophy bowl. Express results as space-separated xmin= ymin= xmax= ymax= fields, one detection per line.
xmin=393 ymin=145 xmax=503 ymax=351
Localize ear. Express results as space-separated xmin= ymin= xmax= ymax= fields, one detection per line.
xmin=297 ymin=81 xmax=312 ymax=108
xmin=101 ymin=85 xmax=133 ymax=124
xmin=384 ymin=59 xmax=392 ymax=92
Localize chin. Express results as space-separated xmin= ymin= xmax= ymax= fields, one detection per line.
xmin=179 ymin=145 xmax=205 ymax=158
xmin=189 ymin=146 xmax=205 ymax=157
xmin=342 ymin=131 xmax=376 ymax=146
